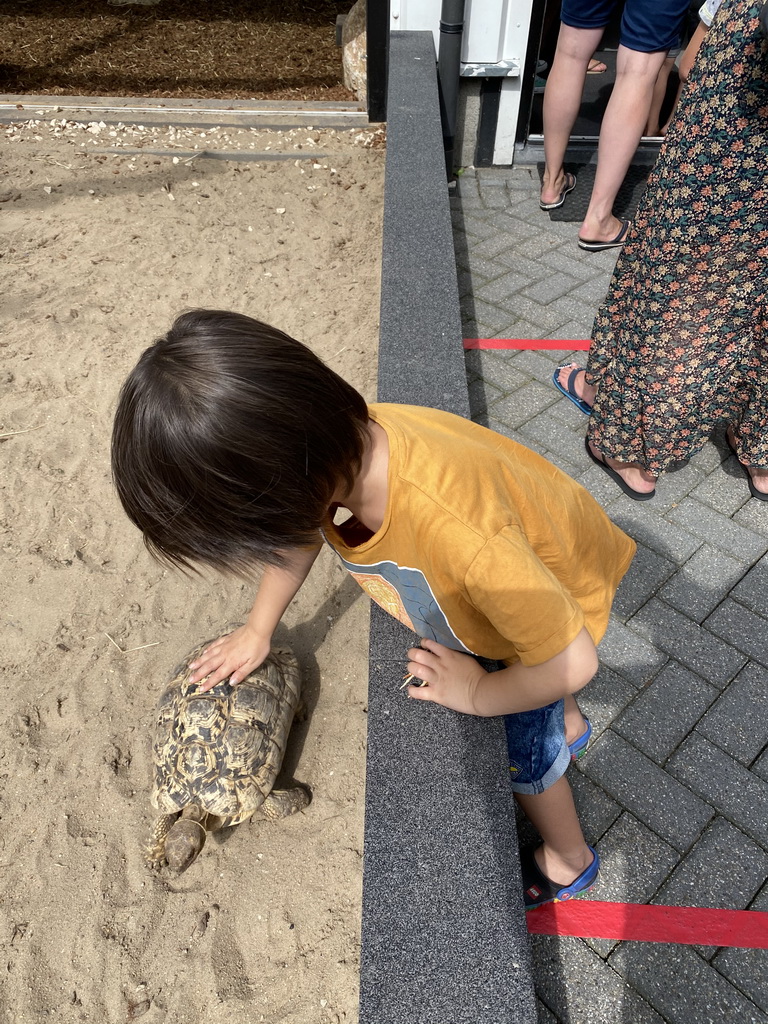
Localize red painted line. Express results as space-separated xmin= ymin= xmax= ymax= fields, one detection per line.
xmin=463 ymin=338 xmax=591 ymax=350
xmin=527 ymin=900 xmax=768 ymax=950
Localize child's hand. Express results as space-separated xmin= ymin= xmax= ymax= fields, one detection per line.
xmin=405 ymin=639 xmax=488 ymax=715
xmin=188 ymin=624 xmax=273 ymax=692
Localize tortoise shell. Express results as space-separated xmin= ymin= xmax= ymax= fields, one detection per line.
xmin=151 ymin=637 xmax=302 ymax=826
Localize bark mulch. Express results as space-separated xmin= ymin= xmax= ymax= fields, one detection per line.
xmin=0 ymin=0 xmax=354 ymax=102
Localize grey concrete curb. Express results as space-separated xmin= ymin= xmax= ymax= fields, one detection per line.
xmin=358 ymin=31 xmax=537 ymax=1024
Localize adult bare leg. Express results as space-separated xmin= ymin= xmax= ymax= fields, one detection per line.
xmin=580 ymin=45 xmax=669 ymax=242
xmin=541 ymin=24 xmax=604 ymax=207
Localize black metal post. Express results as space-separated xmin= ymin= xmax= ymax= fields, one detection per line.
xmin=437 ymin=0 xmax=466 ymax=179
xmin=366 ymin=0 xmax=390 ymax=122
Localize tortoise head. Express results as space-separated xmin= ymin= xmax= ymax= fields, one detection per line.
xmin=164 ymin=804 xmax=208 ymax=873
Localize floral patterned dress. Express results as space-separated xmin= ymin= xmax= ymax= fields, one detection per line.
xmin=586 ymin=0 xmax=768 ymax=475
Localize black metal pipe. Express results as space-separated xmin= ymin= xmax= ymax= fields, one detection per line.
xmin=438 ymin=0 xmax=466 ymax=179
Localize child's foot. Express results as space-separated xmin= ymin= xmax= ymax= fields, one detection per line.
xmin=521 ymin=844 xmax=599 ymax=909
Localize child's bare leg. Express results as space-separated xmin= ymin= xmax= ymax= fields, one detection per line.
xmin=516 ymin=775 xmax=593 ymax=885
xmin=564 ymin=692 xmax=588 ymax=745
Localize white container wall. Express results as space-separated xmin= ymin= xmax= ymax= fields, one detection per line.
xmin=390 ymin=0 xmax=535 ymax=163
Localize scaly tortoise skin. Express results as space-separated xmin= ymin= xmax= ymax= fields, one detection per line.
xmin=147 ymin=633 xmax=309 ymax=872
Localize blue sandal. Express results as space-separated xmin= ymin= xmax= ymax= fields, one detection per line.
xmin=553 ymin=365 xmax=592 ymax=415
xmin=522 ymin=845 xmax=600 ymax=910
xmin=568 ymin=717 xmax=592 ymax=761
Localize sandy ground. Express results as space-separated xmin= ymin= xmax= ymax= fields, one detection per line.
xmin=1 ymin=113 xmax=385 ymax=1023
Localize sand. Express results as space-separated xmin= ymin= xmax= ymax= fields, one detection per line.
xmin=1 ymin=112 xmax=385 ymax=1023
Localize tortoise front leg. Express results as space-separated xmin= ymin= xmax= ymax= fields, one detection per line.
xmin=146 ymin=812 xmax=179 ymax=870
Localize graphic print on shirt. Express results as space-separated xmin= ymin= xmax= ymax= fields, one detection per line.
xmin=335 ymin=555 xmax=475 ymax=653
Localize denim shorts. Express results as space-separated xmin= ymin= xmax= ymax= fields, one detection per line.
xmin=560 ymin=0 xmax=688 ymax=52
xmin=503 ymin=699 xmax=570 ymax=795
xmin=476 ymin=657 xmax=570 ymax=795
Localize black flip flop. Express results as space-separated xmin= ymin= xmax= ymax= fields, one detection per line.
xmin=726 ymin=433 xmax=768 ymax=501
xmin=584 ymin=437 xmax=656 ymax=501
xmin=540 ymin=172 xmax=577 ymax=211
xmin=578 ymin=219 xmax=631 ymax=251
xmin=521 ymin=845 xmax=600 ymax=910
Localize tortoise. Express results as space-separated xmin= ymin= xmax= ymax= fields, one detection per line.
xmin=147 ymin=633 xmax=310 ymax=873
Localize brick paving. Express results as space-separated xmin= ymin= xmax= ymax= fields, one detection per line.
xmin=452 ymin=165 xmax=768 ymax=1024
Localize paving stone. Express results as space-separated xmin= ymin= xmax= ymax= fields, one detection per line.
xmin=468 ymin=231 xmax=528 ymax=259
xmin=543 ymin=322 xmax=594 ymax=343
xmin=467 ymin=377 xmax=503 ymax=419
xmin=466 ymin=355 xmax=532 ymax=388
xmin=713 ymin=887 xmax=768 ymax=1011
xmin=452 ymin=214 xmax=499 ymax=243
xmin=494 ymin=250 xmax=555 ymax=280
xmin=690 ymin=463 xmax=752 ymax=515
xmin=667 ymin=732 xmax=768 ymax=847
xmin=569 ymin=767 xmax=623 ymax=842
xmin=577 ymin=664 xmax=639 ymax=740
xmin=706 ymin=598 xmax=768 ymax=668
xmin=521 ymin=274 xmax=581 ymax=304
xmin=502 ymin=348 xmax=567 ymax=386
xmin=628 ymin=598 xmax=748 ymax=687
xmin=531 ymin=936 xmax=665 ymax=1024
xmin=542 ymin=294 xmax=602 ymax=334
xmin=596 ymin=617 xmax=668 ymax=687
xmin=536 ymin=246 xmax=606 ymax=283
xmin=496 ymin=293 xmax=568 ymax=331
xmin=470 ymin=298 xmax=522 ymax=334
xmin=614 ymin=660 xmax=719 ymax=764
xmin=582 ymin=730 xmax=713 ymax=852
xmin=733 ymin=499 xmax=768 ymax=538
xmin=654 ymin=815 xmax=768 ymax=958
xmin=731 ymin=554 xmax=768 ymax=614
xmin=609 ymin=498 xmax=703 ymax=565
xmin=687 ymin=437 xmax=728 ymax=474
xmin=609 ymin=942 xmax=768 ymax=1024
xmin=568 ymin=275 xmax=613 ymax=307
xmin=611 ymin=542 xmax=676 ymax=622
xmin=651 ymin=461 xmax=708 ymax=512
xmin=666 ymin=498 xmax=768 ymax=563
xmin=536 ymin=997 xmax=559 ymax=1024
xmin=659 ymin=544 xmax=748 ymax=623
xmin=490 ymin=382 xmax=559 ymax=430
xmin=476 ymin=270 xmax=537 ymax=304
xmin=517 ymin=410 xmax=587 ymax=468
xmin=584 ymin=812 xmax=679 ymax=957
xmin=696 ymin=661 xmax=768 ymax=765
xmin=754 ymin=747 xmax=768 ymax=783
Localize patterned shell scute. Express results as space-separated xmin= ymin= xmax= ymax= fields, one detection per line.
xmin=151 ymin=641 xmax=301 ymax=824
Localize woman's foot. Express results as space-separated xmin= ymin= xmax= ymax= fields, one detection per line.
xmin=727 ymin=428 xmax=768 ymax=497
xmin=540 ymin=169 xmax=576 ymax=210
xmin=586 ymin=439 xmax=656 ymax=498
xmin=578 ymin=213 xmax=627 ymax=248
xmin=555 ymin=365 xmax=597 ymax=409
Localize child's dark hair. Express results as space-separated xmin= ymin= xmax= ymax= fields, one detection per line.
xmin=111 ymin=309 xmax=370 ymax=575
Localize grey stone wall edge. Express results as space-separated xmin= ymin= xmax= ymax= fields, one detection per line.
xmin=358 ymin=31 xmax=537 ymax=1024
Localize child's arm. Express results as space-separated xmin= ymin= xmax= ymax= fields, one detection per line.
xmin=189 ymin=542 xmax=323 ymax=692
xmin=405 ymin=628 xmax=598 ymax=716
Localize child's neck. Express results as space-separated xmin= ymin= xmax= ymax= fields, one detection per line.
xmin=334 ymin=421 xmax=389 ymax=534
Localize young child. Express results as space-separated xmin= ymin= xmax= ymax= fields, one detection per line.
xmin=112 ymin=309 xmax=636 ymax=909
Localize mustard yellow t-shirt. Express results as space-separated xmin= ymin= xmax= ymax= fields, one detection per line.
xmin=322 ymin=404 xmax=635 ymax=666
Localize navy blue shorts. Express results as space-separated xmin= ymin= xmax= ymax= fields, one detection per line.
xmin=560 ymin=0 xmax=688 ymax=52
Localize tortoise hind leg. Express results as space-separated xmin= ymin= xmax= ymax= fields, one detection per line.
xmin=258 ymin=785 xmax=311 ymax=821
